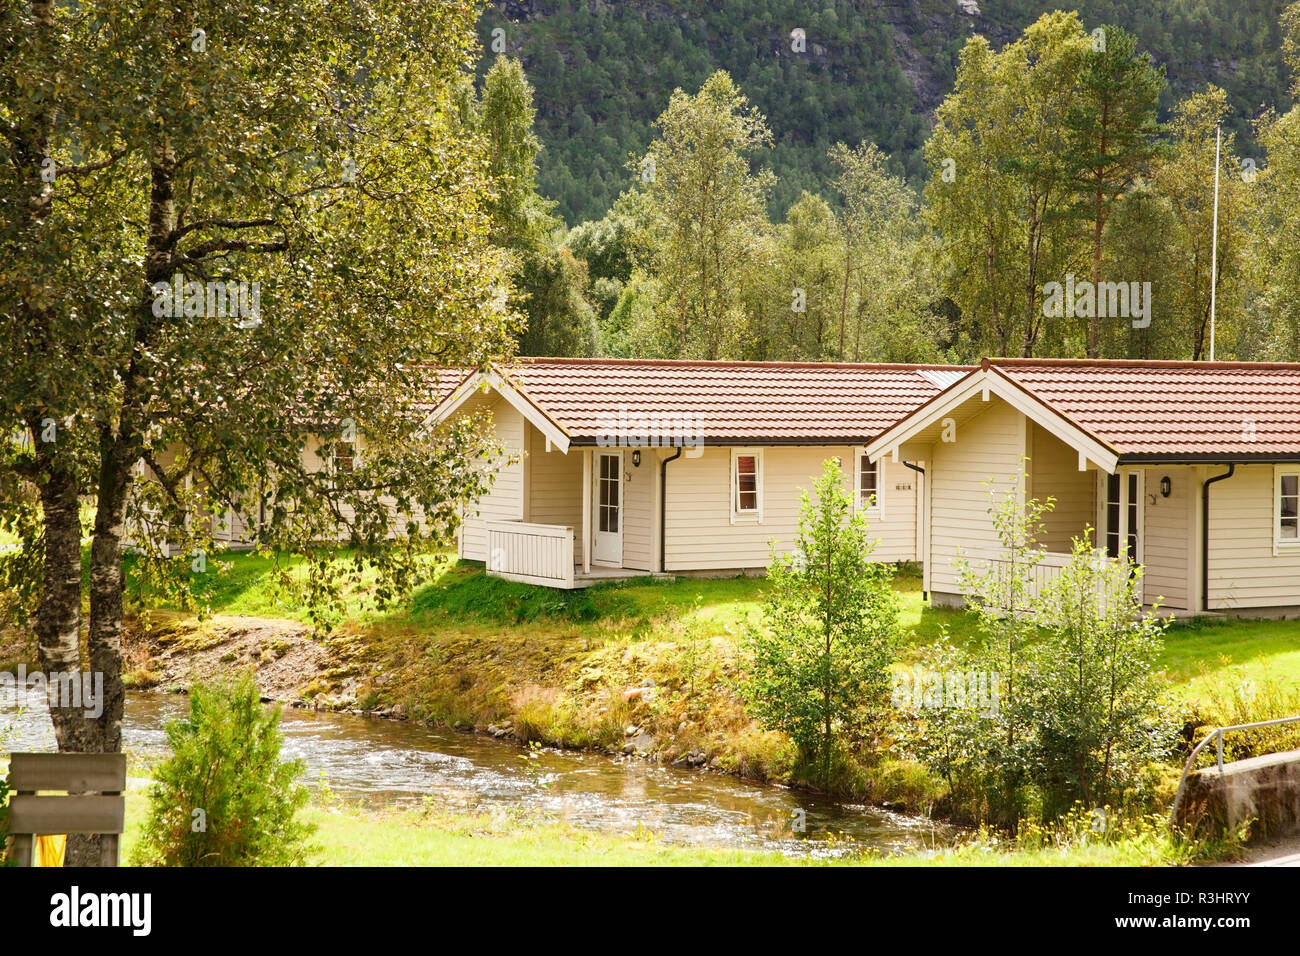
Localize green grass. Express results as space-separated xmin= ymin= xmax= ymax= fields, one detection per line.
xmin=114 ymin=785 xmax=1197 ymax=867
xmin=122 ymin=550 xmax=1300 ymax=710
xmin=1160 ymin=615 xmax=1300 ymax=690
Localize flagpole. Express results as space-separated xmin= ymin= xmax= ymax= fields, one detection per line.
xmin=1209 ymin=124 xmax=1221 ymax=362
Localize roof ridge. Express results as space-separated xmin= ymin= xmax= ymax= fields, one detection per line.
xmin=500 ymin=357 xmax=976 ymax=372
xmin=989 ymin=357 xmax=1300 ymax=370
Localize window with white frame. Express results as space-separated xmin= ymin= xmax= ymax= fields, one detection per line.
xmin=731 ymin=449 xmax=762 ymax=520
xmin=332 ymin=440 xmax=356 ymax=474
xmin=855 ymin=449 xmax=881 ymax=514
xmin=1277 ymin=469 xmax=1299 ymax=548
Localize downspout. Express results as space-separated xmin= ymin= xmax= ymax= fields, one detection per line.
xmin=659 ymin=447 xmax=683 ymax=574
xmin=1201 ymin=464 xmax=1235 ymax=612
xmin=901 ymin=461 xmax=927 ymax=601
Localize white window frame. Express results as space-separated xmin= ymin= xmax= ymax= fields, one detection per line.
xmin=330 ymin=438 xmax=357 ymax=474
xmin=1096 ymin=468 xmax=1144 ymax=566
xmin=853 ymin=447 xmax=884 ymax=519
xmin=1274 ymin=466 xmax=1300 ymax=554
xmin=730 ymin=448 xmax=764 ymax=523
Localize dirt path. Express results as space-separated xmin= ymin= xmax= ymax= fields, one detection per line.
xmin=129 ymin=612 xmax=335 ymax=702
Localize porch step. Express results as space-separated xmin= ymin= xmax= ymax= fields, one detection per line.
xmin=572 ymin=567 xmax=673 ymax=588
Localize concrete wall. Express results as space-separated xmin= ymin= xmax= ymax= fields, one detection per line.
xmin=1178 ymin=748 xmax=1300 ymax=841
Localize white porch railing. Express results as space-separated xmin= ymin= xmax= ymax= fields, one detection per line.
xmin=486 ymin=520 xmax=576 ymax=589
xmin=972 ymin=549 xmax=1127 ymax=613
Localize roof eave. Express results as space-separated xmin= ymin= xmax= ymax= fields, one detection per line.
xmin=1116 ymin=452 xmax=1300 ymax=465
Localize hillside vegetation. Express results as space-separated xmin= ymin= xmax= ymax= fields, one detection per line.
xmin=478 ymin=0 xmax=1291 ymax=224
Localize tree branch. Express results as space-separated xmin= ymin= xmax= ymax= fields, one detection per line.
xmin=180 ymin=237 xmax=289 ymax=262
xmin=171 ymin=216 xmax=278 ymax=242
xmin=56 ymin=148 xmax=129 ymax=177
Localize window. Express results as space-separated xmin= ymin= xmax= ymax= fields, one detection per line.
xmin=1101 ymin=470 xmax=1142 ymax=568
xmin=332 ymin=440 xmax=356 ymax=474
xmin=1278 ymin=470 xmax=1299 ymax=548
xmin=855 ymin=451 xmax=881 ymax=514
xmin=731 ymin=449 xmax=762 ymax=520
xmin=1104 ymin=472 xmax=1121 ymax=559
xmin=598 ymin=452 xmax=620 ymax=533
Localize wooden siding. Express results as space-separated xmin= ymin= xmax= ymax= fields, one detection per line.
xmin=927 ymin=401 xmax=1027 ymax=596
xmin=1207 ymin=464 xmax=1300 ymax=610
xmin=1026 ymin=421 xmax=1095 ymax=553
xmin=458 ymin=393 xmax=524 ymax=562
xmin=1140 ymin=465 xmax=1193 ymax=610
xmin=662 ymin=445 xmax=919 ymax=571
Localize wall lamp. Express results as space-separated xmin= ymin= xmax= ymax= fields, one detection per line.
xmin=1160 ymin=476 xmax=1171 ymax=498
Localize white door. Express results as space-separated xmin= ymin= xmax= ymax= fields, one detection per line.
xmin=592 ymin=451 xmax=623 ymax=567
xmin=1101 ymin=470 xmax=1144 ymax=598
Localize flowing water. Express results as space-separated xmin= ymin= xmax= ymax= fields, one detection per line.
xmin=3 ymin=690 xmax=955 ymax=857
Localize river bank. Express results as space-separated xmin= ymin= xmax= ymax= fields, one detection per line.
xmin=96 ymin=558 xmax=952 ymax=812
xmin=4 ymin=550 xmax=1295 ymax=857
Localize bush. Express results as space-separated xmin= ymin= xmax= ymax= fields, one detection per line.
xmin=739 ymin=458 xmax=899 ymax=786
xmin=132 ymin=674 xmax=314 ymax=866
xmin=910 ymin=478 xmax=1175 ymax=828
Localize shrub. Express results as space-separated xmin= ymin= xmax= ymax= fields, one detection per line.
xmin=132 ymin=674 xmax=314 ymax=866
xmin=739 ymin=458 xmax=899 ymax=786
xmin=909 ymin=477 xmax=1175 ymax=829
xmin=1033 ymin=534 xmax=1176 ymax=818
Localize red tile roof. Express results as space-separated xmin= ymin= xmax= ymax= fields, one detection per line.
xmin=990 ymin=358 xmax=1300 ymax=460
xmin=488 ymin=357 xmax=973 ymax=444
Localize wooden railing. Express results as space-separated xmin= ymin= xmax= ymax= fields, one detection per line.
xmin=486 ymin=520 xmax=576 ymax=589
xmin=971 ymin=549 xmax=1126 ymax=614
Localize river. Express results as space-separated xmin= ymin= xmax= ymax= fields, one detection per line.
xmin=3 ymin=690 xmax=954 ymax=858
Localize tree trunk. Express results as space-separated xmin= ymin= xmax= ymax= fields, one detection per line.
xmin=88 ymin=453 xmax=131 ymax=756
xmin=1089 ymin=191 xmax=1104 ymax=358
xmin=34 ymin=464 xmax=91 ymax=750
xmin=34 ymin=455 xmax=110 ymax=866
xmin=838 ymin=229 xmax=852 ymax=361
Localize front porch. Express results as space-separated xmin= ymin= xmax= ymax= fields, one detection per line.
xmin=484 ymin=519 xmax=668 ymax=589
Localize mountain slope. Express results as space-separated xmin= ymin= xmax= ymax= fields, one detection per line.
xmin=477 ymin=0 xmax=1292 ymax=225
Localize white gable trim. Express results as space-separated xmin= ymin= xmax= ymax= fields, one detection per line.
xmin=426 ymin=369 xmax=571 ymax=454
xmin=863 ymin=367 xmax=1119 ymax=473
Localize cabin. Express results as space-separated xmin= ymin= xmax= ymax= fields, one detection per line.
xmin=864 ymin=358 xmax=1300 ymax=617
xmin=430 ymin=358 xmax=971 ymax=588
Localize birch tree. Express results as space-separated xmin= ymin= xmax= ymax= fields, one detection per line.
xmin=1 ymin=0 xmax=513 ymax=863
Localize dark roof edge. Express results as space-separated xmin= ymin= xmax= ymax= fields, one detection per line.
xmin=569 ymin=436 xmax=879 ymax=447
xmin=1116 ymin=453 xmax=1300 ymax=464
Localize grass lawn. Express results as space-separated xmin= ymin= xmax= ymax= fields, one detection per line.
xmin=113 ymin=786 xmax=1192 ymax=867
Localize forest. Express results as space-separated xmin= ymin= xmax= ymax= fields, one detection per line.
xmin=470 ymin=4 xmax=1300 ymax=362
xmin=477 ymin=0 xmax=1292 ymax=223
